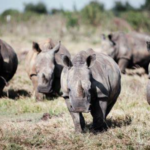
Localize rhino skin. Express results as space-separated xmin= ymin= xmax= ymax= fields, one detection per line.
xmin=146 ymin=42 xmax=150 ymax=105
xmin=26 ymin=39 xmax=70 ymax=101
xmin=61 ymin=49 xmax=121 ymax=132
xmin=0 ymin=39 xmax=18 ymax=96
xmin=101 ymin=31 xmax=150 ymax=74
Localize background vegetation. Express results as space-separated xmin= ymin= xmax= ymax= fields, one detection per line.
xmin=1 ymin=0 xmax=150 ymax=34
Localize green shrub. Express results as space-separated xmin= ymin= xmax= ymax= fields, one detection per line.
xmin=24 ymin=2 xmax=47 ymax=14
xmin=121 ymin=11 xmax=150 ymax=31
xmin=81 ymin=1 xmax=104 ymax=26
xmin=1 ymin=9 xmax=20 ymax=17
xmin=64 ymin=12 xmax=79 ymax=29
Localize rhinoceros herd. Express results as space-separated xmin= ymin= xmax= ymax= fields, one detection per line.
xmin=1 ymin=31 xmax=150 ymax=132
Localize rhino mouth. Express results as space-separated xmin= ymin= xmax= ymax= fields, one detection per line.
xmin=38 ymin=81 xmax=53 ymax=94
xmin=69 ymin=104 xmax=91 ymax=113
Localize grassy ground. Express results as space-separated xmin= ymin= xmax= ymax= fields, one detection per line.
xmin=0 ymin=34 xmax=150 ymax=150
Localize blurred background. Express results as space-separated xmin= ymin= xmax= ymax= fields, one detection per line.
xmin=0 ymin=0 xmax=150 ymax=50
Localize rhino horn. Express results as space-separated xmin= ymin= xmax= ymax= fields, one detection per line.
xmin=77 ymin=81 xmax=84 ymax=98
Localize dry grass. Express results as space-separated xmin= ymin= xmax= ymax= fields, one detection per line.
xmin=0 ymin=31 xmax=150 ymax=150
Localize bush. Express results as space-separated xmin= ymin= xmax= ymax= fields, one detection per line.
xmin=81 ymin=1 xmax=104 ymax=26
xmin=51 ymin=8 xmax=64 ymax=15
xmin=121 ymin=11 xmax=150 ymax=31
xmin=1 ymin=9 xmax=20 ymax=17
xmin=24 ymin=2 xmax=47 ymax=14
xmin=64 ymin=12 xmax=79 ymax=29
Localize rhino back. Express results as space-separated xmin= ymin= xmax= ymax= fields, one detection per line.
xmin=0 ymin=39 xmax=18 ymax=81
xmin=127 ymin=33 xmax=150 ymax=65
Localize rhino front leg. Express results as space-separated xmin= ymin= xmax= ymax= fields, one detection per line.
xmin=0 ymin=87 xmax=4 ymax=97
xmin=65 ymin=99 xmax=85 ymax=132
xmin=31 ymin=76 xmax=44 ymax=101
xmin=0 ymin=81 xmax=5 ymax=97
xmin=118 ymin=58 xmax=129 ymax=74
xmin=91 ymin=100 xmax=107 ymax=131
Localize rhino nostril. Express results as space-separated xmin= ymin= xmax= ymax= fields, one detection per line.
xmin=70 ymin=105 xmax=73 ymax=109
xmin=42 ymin=74 xmax=48 ymax=83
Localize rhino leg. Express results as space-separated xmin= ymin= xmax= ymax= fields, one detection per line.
xmin=0 ymin=87 xmax=4 ymax=97
xmin=65 ymin=99 xmax=85 ymax=132
xmin=91 ymin=100 xmax=107 ymax=131
xmin=0 ymin=80 xmax=5 ymax=97
xmin=31 ymin=76 xmax=44 ymax=101
xmin=118 ymin=58 xmax=129 ymax=74
xmin=147 ymin=80 xmax=150 ymax=105
xmin=52 ymin=78 xmax=61 ymax=95
xmin=106 ymin=98 xmax=117 ymax=117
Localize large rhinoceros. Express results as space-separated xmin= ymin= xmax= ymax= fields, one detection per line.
xmin=26 ymin=39 xmax=70 ymax=101
xmin=61 ymin=49 xmax=121 ymax=132
xmin=0 ymin=39 xmax=18 ymax=96
xmin=101 ymin=32 xmax=150 ymax=74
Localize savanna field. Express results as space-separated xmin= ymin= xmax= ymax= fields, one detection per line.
xmin=0 ymin=14 xmax=150 ymax=150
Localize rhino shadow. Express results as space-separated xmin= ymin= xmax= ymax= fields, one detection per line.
xmin=86 ymin=115 xmax=132 ymax=134
xmin=3 ymin=89 xmax=31 ymax=99
xmin=45 ymin=92 xmax=62 ymax=101
xmin=106 ymin=115 xmax=132 ymax=128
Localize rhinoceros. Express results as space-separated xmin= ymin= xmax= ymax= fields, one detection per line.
xmin=146 ymin=41 xmax=150 ymax=105
xmin=61 ymin=49 xmax=121 ymax=132
xmin=0 ymin=39 xmax=18 ymax=96
xmin=26 ymin=39 xmax=70 ymax=101
xmin=101 ymin=32 xmax=150 ymax=74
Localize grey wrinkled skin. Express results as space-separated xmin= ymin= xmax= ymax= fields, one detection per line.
xmin=101 ymin=32 xmax=150 ymax=74
xmin=61 ymin=50 xmax=121 ymax=132
xmin=26 ymin=39 xmax=70 ymax=101
xmin=0 ymin=39 xmax=18 ymax=96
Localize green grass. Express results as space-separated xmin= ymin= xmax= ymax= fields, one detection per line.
xmin=0 ymin=72 xmax=150 ymax=150
xmin=0 ymin=34 xmax=150 ymax=149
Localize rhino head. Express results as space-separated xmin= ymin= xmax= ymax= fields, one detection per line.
xmin=100 ymin=34 xmax=116 ymax=58
xmin=33 ymin=41 xmax=61 ymax=94
xmin=62 ymin=52 xmax=96 ymax=113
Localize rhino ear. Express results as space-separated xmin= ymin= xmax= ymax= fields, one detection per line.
xmin=108 ymin=34 xmax=112 ymax=41
xmin=108 ymin=34 xmax=116 ymax=46
xmin=62 ymin=54 xmax=72 ymax=68
xmin=52 ymin=41 xmax=61 ymax=54
xmin=86 ymin=54 xmax=96 ymax=68
xmin=32 ymin=42 xmax=41 ymax=53
xmin=147 ymin=41 xmax=150 ymax=51
xmin=101 ymin=34 xmax=106 ymax=40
